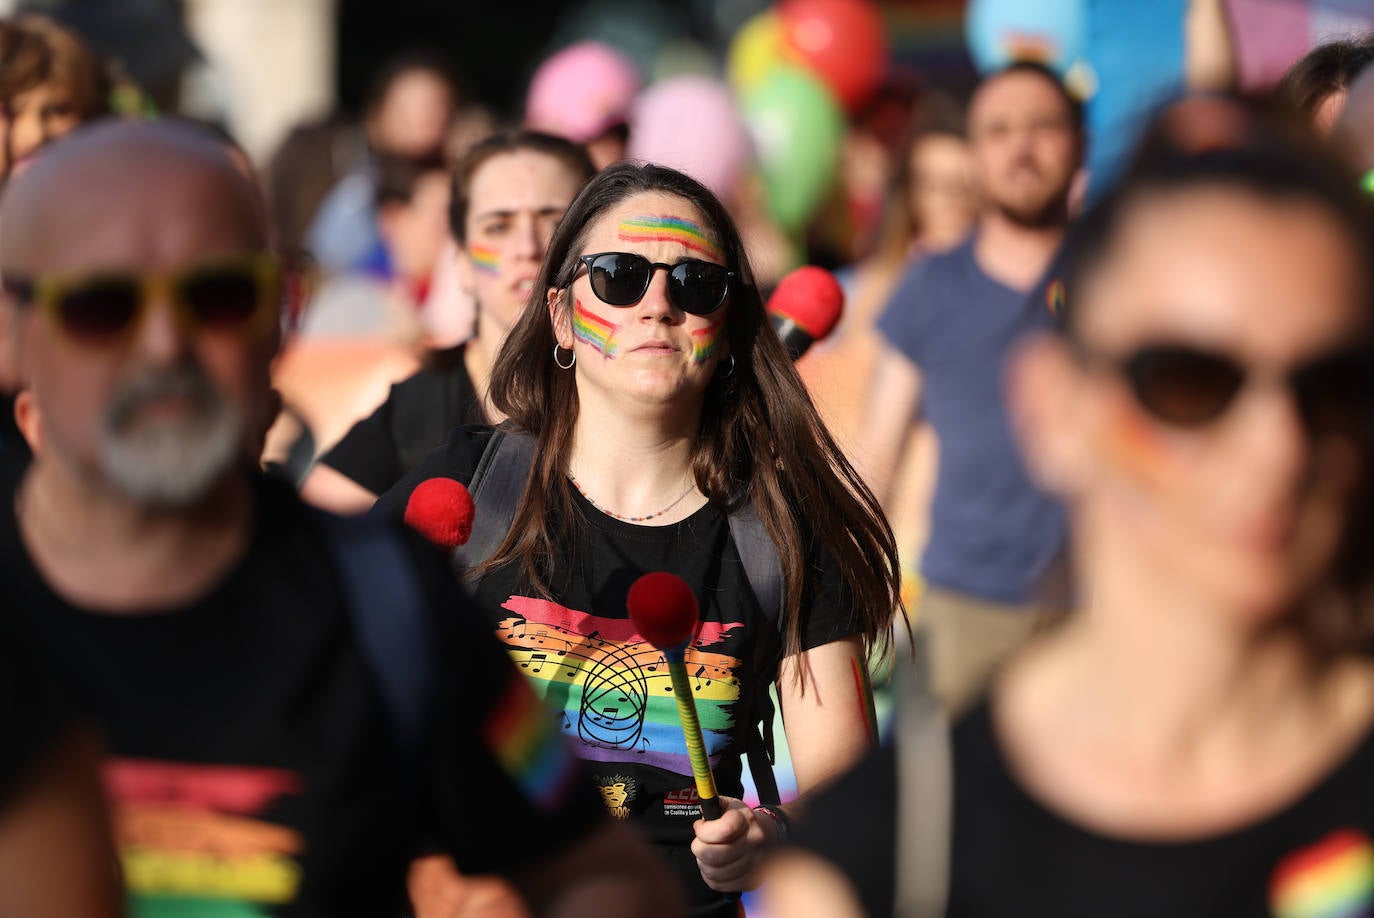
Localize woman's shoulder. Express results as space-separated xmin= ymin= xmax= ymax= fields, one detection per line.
xmin=371 ymin=423 xmax=500 ymax=520
xmin=431 ymin=423 xmax=503 ymax=483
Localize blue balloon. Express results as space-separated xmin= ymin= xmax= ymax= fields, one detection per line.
xmin=965 ymin=0 xmax=1086 ymax=76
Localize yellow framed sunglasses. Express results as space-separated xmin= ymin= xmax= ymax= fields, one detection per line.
xmin=2 ymin=253 xmax=282 ymax=343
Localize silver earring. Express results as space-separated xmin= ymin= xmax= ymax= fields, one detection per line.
xmin=722 ymin=353 xmax=736 ymax=378
xmin=554 ymin=343 xmax=576 ymax=369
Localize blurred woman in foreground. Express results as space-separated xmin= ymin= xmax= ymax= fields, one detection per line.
xmin=302 ymin=130 xmax=594 ymax=511
xmin=769 ymin=97 xmax=1374 ymax=917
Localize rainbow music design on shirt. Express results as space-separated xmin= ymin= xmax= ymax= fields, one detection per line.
xmin=104 ymin=758 xmax=304 ymax=918
xmin=494 ymin=594 xmax=744 ymax=777
xmin=1270 ymin=828 xmax=1374 ymax=918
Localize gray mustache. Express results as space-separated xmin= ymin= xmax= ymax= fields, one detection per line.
xmin=106 ymin=364 xmax=221 ymax=431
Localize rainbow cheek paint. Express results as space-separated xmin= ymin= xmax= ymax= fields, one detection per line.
xmin=618 ymin=215 xmax=722 ymax=260
xmin=573 ymin=299 xmax=620 ymax=359
xmin=468 ymin=244 xmax=501 ymax=276
xmin=690 ymin=314 xmax=726 ymax=366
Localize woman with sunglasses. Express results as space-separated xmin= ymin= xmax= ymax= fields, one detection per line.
xmin=377 ymin=162 xmax=901 ymax=915
xmin=768 ymin=98 xmax=1374 ymax=917
xmin=301 ymin=130 xmax=595 ymax=512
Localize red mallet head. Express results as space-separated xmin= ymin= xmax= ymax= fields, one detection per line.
xmin=402 ymin=477 xmax=475 ymax=550
xmin=767 ymin=265 xmax=845 ymax=341
xmin=627 ymin=572 xmax=700 ymax=651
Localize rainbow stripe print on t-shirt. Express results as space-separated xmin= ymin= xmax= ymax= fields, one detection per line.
xmin=494 ymin=594 xmax=744 ymax=776
xmin=1270 ymin=828 xmax=1374 ymax=918
xmin=104 ymin=758 xmax=304 ymax=918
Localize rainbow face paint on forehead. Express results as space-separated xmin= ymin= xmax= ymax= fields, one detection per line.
xmin=468 ymin=244 xmax=501 ymax=276
xmin=690 ymin=313 xmax=726 ymax=366
xmin=573 ymin=299 xmax=620 ymax=359
xmin=618 ymin=214 xmax=722 ymax=260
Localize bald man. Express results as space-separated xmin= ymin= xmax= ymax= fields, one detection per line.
xmin=0 ymin=121 xmax=677 ymax=917
xmin=1336 ymin=65 xmax=1374 ymax=180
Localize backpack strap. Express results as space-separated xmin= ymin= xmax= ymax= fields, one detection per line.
xmin=893 ymin=626 xmax=952 ymax=918
xmin=451 ymin=428 xmax=536 ymax=580
xmin=726 ymin=505 xmax=786 ymax=805
xmin=320 ymin=512 xmax=434 ymax=770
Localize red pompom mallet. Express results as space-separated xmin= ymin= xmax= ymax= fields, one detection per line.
xmin=627 ymin=571 xmax=700 ymax=654
xmin=626 ymin=572 xmax=723 ymax=820
xmin=403 ymin=477 xmax=475 ymax=550
xmin=767 ymin=265 xmax=845 ymax=359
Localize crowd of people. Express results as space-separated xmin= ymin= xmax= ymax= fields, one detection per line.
xmin=2 ymin=8 xmax=1374 ymax=918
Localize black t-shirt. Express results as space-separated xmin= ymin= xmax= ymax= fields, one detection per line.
xmin=792 ymin=699 xmax=1374 ymax=917
xmin=3 ymin=475 xmax=605 ymax=917
xmin=319 ymin=345 xmax=483 ymax=495
xmin=0 ymin=608 xmax=74 ymax=810
xmin=376 ymin=425 xmax=860 ymax=915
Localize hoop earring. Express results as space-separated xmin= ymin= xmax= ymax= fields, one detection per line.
xmin=553 ymin=343 xmax=576 ymax=369
xmin=721 ymin=353 xmax=736 ymax=378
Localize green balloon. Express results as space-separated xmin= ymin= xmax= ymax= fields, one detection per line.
xmin=741 ymin=67 xmax=844 ymax=232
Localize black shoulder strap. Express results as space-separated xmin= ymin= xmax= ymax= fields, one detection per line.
xmin=451 ymin=428 xmax=536 ymax=580
xmin=727 ymin=504 xmax=786 ymax=804
xmin=727 ymin=503 xmax=783 ymax=634
xmin=320 ymin=512 xmax=434 ymax=770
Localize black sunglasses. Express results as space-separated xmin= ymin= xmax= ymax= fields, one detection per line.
xmin=3 ymin=254 xmax=281 ymax=344
xmin=574 ymin=252 xmax=734 ymax=316
xmin=1083 ymin=342 xmax=1374 ymax=436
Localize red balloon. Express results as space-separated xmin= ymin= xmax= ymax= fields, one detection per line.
xmin=779 ymin=0 xmax=889 ymax=113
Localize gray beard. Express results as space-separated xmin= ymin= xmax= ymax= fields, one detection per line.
xmin=97 ymin=365 xmax=244 ymax=508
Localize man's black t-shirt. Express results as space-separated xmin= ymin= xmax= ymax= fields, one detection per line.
xmin=4 ymin=475 xmax=605 ymax=917
xmin=0 ymin=609 xmax=74 ymax=810
xmin=792 ymin=699 xmax=1374 ymax=917
xmin=319 ymin=345 xmax=483 ymax=495
xmin=376 ymin=425 xmax=860 ymax=915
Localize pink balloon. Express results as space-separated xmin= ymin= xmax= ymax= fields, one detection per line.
xmin=526 ymin=42 xmax=641 ymax=143
xmin=626 ymin=76 xmax=753 ymax=200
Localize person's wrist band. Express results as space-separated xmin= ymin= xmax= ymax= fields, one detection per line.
xmin=753 ymin=803 xmax=791 ymax=842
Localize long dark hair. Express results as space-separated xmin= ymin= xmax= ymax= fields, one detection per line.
xmin=485 ymin=162 xmax=903 ymax=665
xmin=1061 ymin=95 xmax=1374 ymax=653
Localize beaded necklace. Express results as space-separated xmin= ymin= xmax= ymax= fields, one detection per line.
xmin=568 ymin=473 xmax=697 ymax=523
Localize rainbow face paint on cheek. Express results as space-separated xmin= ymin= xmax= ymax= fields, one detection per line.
xmin=573 ymin=299 xmax=620 ymax=359
xmin=618 ymin=214 xmax=722 ymax=260
xmin=690 ymin=314 xmax=726 ymax=366
xmin=468 ymin=245 xmax=501 ymax=276
xmin=1102 ymin=397 xmax=1181 ymax=489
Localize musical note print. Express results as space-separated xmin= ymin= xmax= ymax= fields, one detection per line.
xmin=495 ymin=594 xmax=745 ymax=776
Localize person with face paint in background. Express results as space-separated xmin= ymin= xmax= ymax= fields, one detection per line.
xmin=0 ymin=120 xmax=678 ymax=918
xmin=768 ymin=96 xmax=1374 ymax=918
xmin=302 ymin=130 xmax=595 ymax=514
xmin=376 ymin=162 xmax=903 ymax=916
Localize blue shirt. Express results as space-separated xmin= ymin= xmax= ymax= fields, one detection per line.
xmin=876 ymin=236 xmax=1066 ymax=605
